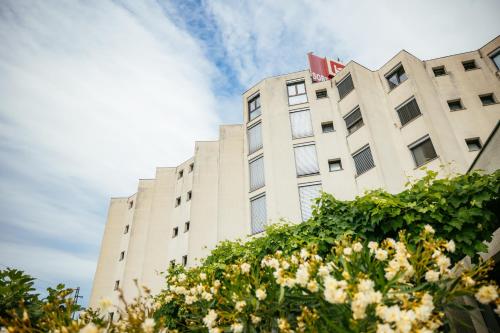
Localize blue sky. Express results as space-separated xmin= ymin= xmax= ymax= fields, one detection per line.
xmin=0 ymin=0 xmax=499 ymax=306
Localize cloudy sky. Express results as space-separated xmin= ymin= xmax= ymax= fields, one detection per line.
xmin=0 ymin=0 xmax=498 ymax=305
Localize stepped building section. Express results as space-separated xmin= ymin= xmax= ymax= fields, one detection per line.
xmin=90 ymin=36 xmax=500 ymax=310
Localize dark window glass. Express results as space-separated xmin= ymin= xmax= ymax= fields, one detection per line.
xmin=352 ymin=145 xmax=375 ymax=176
xmin=178 ymin=170 xmax=183 ymax=179
xmin=344 ymin=107 xmax=364 ymax=134
xmin=396 ymin=98 xmax=421 ymax=126
xmin=491 ymin=50 xmax=500 ymax=70
xmin=432 ymin=66 xmax=446 ymax=76
xmin=119 ymin=251 xmax=125 ymax=261
xmin=182 ymin=255 xmax=188 ymax=267
xmin=410 ymin=137 xmax=438 ymax=167
xmin=128 ymin=201 xmax=133 ymax=209
xmin=184 ymin=221 xmax=190 ymax=232
xmin=465 ymin=138 xmax=482 ymax=151
xmin=386 ymin=65 xmax=408 ymax=89
xmin=248 ymin=94 xmax=261 ymax=121
xmin=337 ymin=74 xmax=354 ymax=99
xmin=462 ymin=60 xmax=477 ymax=71
xmin=172 ymin=227 xmax=178 ymax=238
xmin=114 ymin=280 xmax=119 ymax=290
xmin=316 ymin=89 xmax=327 ymax=99
xmin=447 ymin=99 xmax=464 ymax=111
xmin=480 ymin=94 xmax=496 ymax=106
xmin=328 ymin=159 xmax=342 ymax=172
xmin=124 ymin=225 xmax=129 ymax=234
xmin=321 ymin=121 xmax=334 ymax=133
xmin=175 ymin=197 xmax=181 ymax=207
xmin=187 ymin=191 xmax=192 ymax=201
xmin=189 ymin=163 xmax=194 ymax=172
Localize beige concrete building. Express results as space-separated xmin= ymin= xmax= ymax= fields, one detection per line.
xmin=90 ymin=36 xmax=500 ymax=309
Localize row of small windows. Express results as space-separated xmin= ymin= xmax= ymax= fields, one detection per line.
xmin=175 ymin=191 xmax=192 ymax=206
xmin=172 ymin=221 xmax=190 ymax=238
xmin=448 ymin=94 xmax=497 ymax=110
xmin=177 ymin=163 xmax=194 ymax=179
xmin=432 ymin=51 xmax=500 ymax=76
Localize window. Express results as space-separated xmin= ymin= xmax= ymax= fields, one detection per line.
xmin=287 ymin=81 xmax=307 ymax=105
xmin=114 ymin=280 xmax=120 ymax=290
xmin=249 ymin=156 xmax=265 ymax=191
xmin=462 ymin=60 xmax=477 ymax=71
xmin=187 ymin=191 xmax=192 ymax=201
xmin=447 ymin=99 xmax=464 ymax=111
xmin=298 ymin=183 xmax=322 ymax=221
xmin=178 ymin=170 xmax=183 ymax=179
xmin=396 ymin=98 xmax=421 ymax=126
xmin=189 ymin=163 xmax=194 ymax=173
xmin=184 ymin=221 xmax=190 ymax=232
xmin=175 ymin=197 xmax=181 ymax=207
xmin=182 ymin=255 xmax=188 ymax=267
xmin=490 ymin=48 xmax=500 ymax=70
xmin=290 ymin=109 xmax=314 ymax=139
xmin=352 ymin=145 xmax=375 ymax=176
xmin=328 ymin=159 xmax=342 ymax=172
xmin=169 ymin=260 xmax=176 ymax=268
xmin=386 ymin=65 xmax=408 ymax=89
xmin=321 ymin=121 xmax=334 ymax=133
xmin=248 ymin=94 xmax=261 ymax=121
xmin=119 ymin=251 xmax=125 ymax=261
xmin=479 ymin=93 xmax=496 ymax=106
xmin=294 ymin=144 xmax=320 ymax=177
xmin=247 ymin=122 xmax=263 ymax=154
xmin=124 ymin=225 xmax=129 ymax=234
xmin=432 ymin=66 xmax=446 ymax=77
xmin=172 ymin=227 xmax=179 ymax=238
xmin=336 ymin=74 xmax=354 ymax=99
xmin=409 ymin=136 xmax=438 ymax=167
xmin=316 ymin=89 xmax=327 ymax=99
xmin=250 ymin=194 xmax=267 ymax=234
xmin=344 ymin=107 xmax=364 ymax=135
xmin=128 ymin=200 xmax=133 ymax=209
xmin=465 ymin=138 xmax=482 ymax=151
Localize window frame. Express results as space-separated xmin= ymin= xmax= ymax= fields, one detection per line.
xmin=293 ymin=142 xmax=320 ymax=177
xmin=489 ymin=48 xmax=500 ymax=70
xmin=462 ymin=60 xmax=478 ymax=71
xmin=248 ymin=154 xmax=265 ymax=192
xmin=432 ymin=66 xmax=447 ymax=77
xmin=184 ymin=221 xmax=190 ymax=232
xmin=352 ymin=144 xmax=375 ymax=176
xmin=119 ymin=251 xmax=125 ymax=261
xmin=124 ymin=225 xmax=129 ymax=234
xmin=385 ymin=64 xmax=408 ymax=90
xmin=114 ymin=280 xmax=120 ymax=291
xmin=247 ymin=121 xmax=263 ymax=155
xmin=395 ymin=97 xmax=422 ymax=126
xmin=447 ymin=99 xmax=465 ymax=111
xmin=298 ymin=182 xmax=322 ymax=222
xmin=175 ymin=196 xmax=181 ymax=207
xmin=315 ymin=89 xmax=328 ymax=99
xmin=128 ymin=200 xmax=133 ymax=209
xmin=248 ymin=93 xmax=261 ymax=121
xmin=182 ymin=255 xmax=188 ymax=267
xmin=250 ymin=193 xmax=267 ymax=235
xmin=408 ymin=135 xmax=438 ymax=167
xmin=336 ymin=74 xmax=354 ymax=100
xmin=479 ymin=93 xmax=496 ymax=106
xmin=321 ymin=121 xmax=335 ymax=133
xmin=328 ymin=159 xmax=343 ymax=172
xmin=189 ymin=163 xmax=194 ymax=173
xmin=287 ymin=80 xmax=308 ymax=105
xmin=344 ymin=106 xmax=364 ymax=135
xmin=187 ymin=191 xmax=192 ymax=201
xmin=289 ymin=108 xmax=314 ymax=139
xmin=465 ymin=137 xmax=482 ymax=152
xmin=172 ymin=227 xmax=179 ymax=238
xmin=178 ymin=170 xmax=183 ymax=179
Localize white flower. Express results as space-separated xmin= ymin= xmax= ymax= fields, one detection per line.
xmin=300 ymin=248 xmax=309 ymax=259
xmin=256 ymin=288 xmax=267 ymax=300
xmin=343 ymin=247 xmax=353 ymax=256
xmin=185 ymin=295 xmax=197 ymax=305
xmin=462 ymin=276 xmax=476 ymax=287
xmin=323 ymin=276 xmax=348 ymax=304
xmin=318 ymin=265 xmax=330 ymax=277
xmin=425 ymin=270 xmax=440 ymax=282
xmin=368 ymin=241 xmax=379 ymax=253
xmin=376 ymin=323 xmax=395 ymax=333
xmin=235 ymin=300 xmax=246 ymax=312
xmin=251 ymin=314 xmax=262 ymax=324
xmin=307 ymin=280 xmax=319 ymax=293
xmin=203 ymin=309 xmax=218 ymax=328
xmin=475 ymin=285 xmax=499 ymax=304
xmin=79 ymin=323 xmax=98 ymax=333
xmin=375 ymin=249 xmax=388 ymax=261
xmin=436 ymin=255 xmax=451 ymax=273
xmin=214 ymin=280 xmax=221 ymax=288
xmin=296 ymin=265 xmax=310 ymax=287
xmin=178 ymin=273 xmax=187 ymax=282
xmin=240 ymin=263 xmax=251 ymax=274
xmin=141 ymin=318 xmax=155 ymax=333
xmin=353 ymin=242 xmax=363 ymax=252
xmin=202 ymin=292 xmax=213 ymax=301
xmin=424 ymin=225 xmax=435 ymax=234
xmin=445 ymin=240 xmax=456 ymax=253
xmin=209 ymin=328 xmax=222 ymax=333
xmin=231 ymin=322 xmax=244 ymax=333
xmin=200 ymin=272 xmax=207 ymax=280
xmin=98 ymin=298 xmax=113 ymax=312
xmin=358 ymin=279 xmax=375 ymax=292
xmin=281 ymin=260 xmax=290 ymax=270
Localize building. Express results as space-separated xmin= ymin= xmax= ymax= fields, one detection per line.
xmin=89 ymin=36 xmax=500 ymax=309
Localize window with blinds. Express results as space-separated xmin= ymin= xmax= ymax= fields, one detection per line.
xmin=344 ymin=107 xmax=364 ymax=135
xmin=336 ymin=74 xmax=354 ymax=99
xmin=249 ymin=156 xmax=265 ymax=191
xmin=250 ymin=194 xmax=267 ymax=234
xmin=352 ymin=145 xmax=375 ymax=176
xmin=298 ymin=183 xmax=322 ymax=221
xmin=290 ymin=110 xmax=314 ymax=139
xmin=386 ymin=65 xmax=407 ymax=89
xmin=247 ymin=122 xmax=263 ymax=154
xmin=294 ymin=144 xmax=320 ymax=177
xmin=409 ymin=135 xmax=437 ymax=167
xmin=396 ymin=98 xmax=421 ymax=126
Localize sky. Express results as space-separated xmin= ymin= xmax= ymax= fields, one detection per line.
xmin=0 ymin=0 xmax=498 ymax=306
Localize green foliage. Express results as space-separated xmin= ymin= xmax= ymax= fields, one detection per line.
xmin=204 ymin=170 xmax=500 ymax=268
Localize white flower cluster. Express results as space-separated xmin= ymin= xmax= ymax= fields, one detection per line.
xmin=351 ymin=279 xmax=382 ymax=319
xmin=384 ymin=241 xmax=414 ymax=281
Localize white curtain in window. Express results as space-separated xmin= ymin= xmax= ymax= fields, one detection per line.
xmin=294 ymin=144 xmax=319 ymax=176
xmin=249 ymin=157 xmax=265 ymax=191
xmin=290 ymin=110 xmax=313 ymax=139
xmin=299 ymin=184 xmax=322 ymax=221
xmin=248 ymin=123 xmax=263 ymax=154
xmin=250 ymin=195 xmax=267 ymax=234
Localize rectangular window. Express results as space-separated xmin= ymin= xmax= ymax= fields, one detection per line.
xmin=169 ymin=260 xmax=176 ymax=268
xmin=249 ymin=156 xmax=265 ymax=192
xmin=189 ymin=163 xmax=194 ymax=173
xmin=124 ymin=225 xmax=129 ymax=234
xmin=250 ymin=194 xmax=267 ymax=234
xmin=247 ymin=122 xmax=263 ymax=154
xmin=344 ymin=107 xmax=364 ymax=135
xmin=328 ymin=159 xmax=342 ymax=172
xmin=128 ymin=201 xmax=133 ymax=209
xmin=287 ymin=81 xmax=307 ymax=105
xmin=119 ymin=251 xmax=125 ymax=261
xmin=336 ymin=74 xmax=354 ymax=99
xmin=248 ymin=94 xmax=261 ymax=121
xmin=184 ymin=221 xmax=190 ymax=232
xmin=175 ymin=197 xmax=181 ymax=207
xmin=409 ymin=136 xmax=438 ymax=167
xmin=447 ymin=99 xmax=464 ymax=111
xmin=432 ymin=66 xmax=446 ymax=77
xmin=294 ymin=144 xmax=320 ymax=177
xmin=396 ymin=98 xmax=421 ymax=126
xmin=462 ymin=60 xmax=477 ymax=71
xmin=386 ymin=65 xmax=408 ymax=89
xmin=316 ymin=89 xmax=327 ymax=99
xmin=172 ymin=227 xmax=178 ymax=238
xmin=479 ymin=93 xmax=496 ymax=106
xmin=465 ymin=138 xmax=482 ymax=151
xmin=290 ymin=109 xmax=314 ymax=139
xmin=321 ymin=121 xmax=334 ymax=133
xmin=182 ymin=255 xmax=188 ymax=267
xmin=114 ymin=280 xmax=120 ymax=290
xmin=298 ymin=183 xmax=322 ymax=221
xmin=352 ymin=145 xmax=375 ymax=176
xmin=187 ymin=191 xmax=192 ymax=201
xmin=490 ymin=48 xmax=500 ymax=70
xmin=178 ymin=170 xmax=183 ymax=179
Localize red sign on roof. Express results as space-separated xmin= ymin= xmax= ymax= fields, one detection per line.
xmin=308 ymin=52 xmax=345 ymax=83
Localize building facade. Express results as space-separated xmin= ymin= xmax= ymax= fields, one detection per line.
xmin=90 ymin=36 xmax=500 ymax=309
